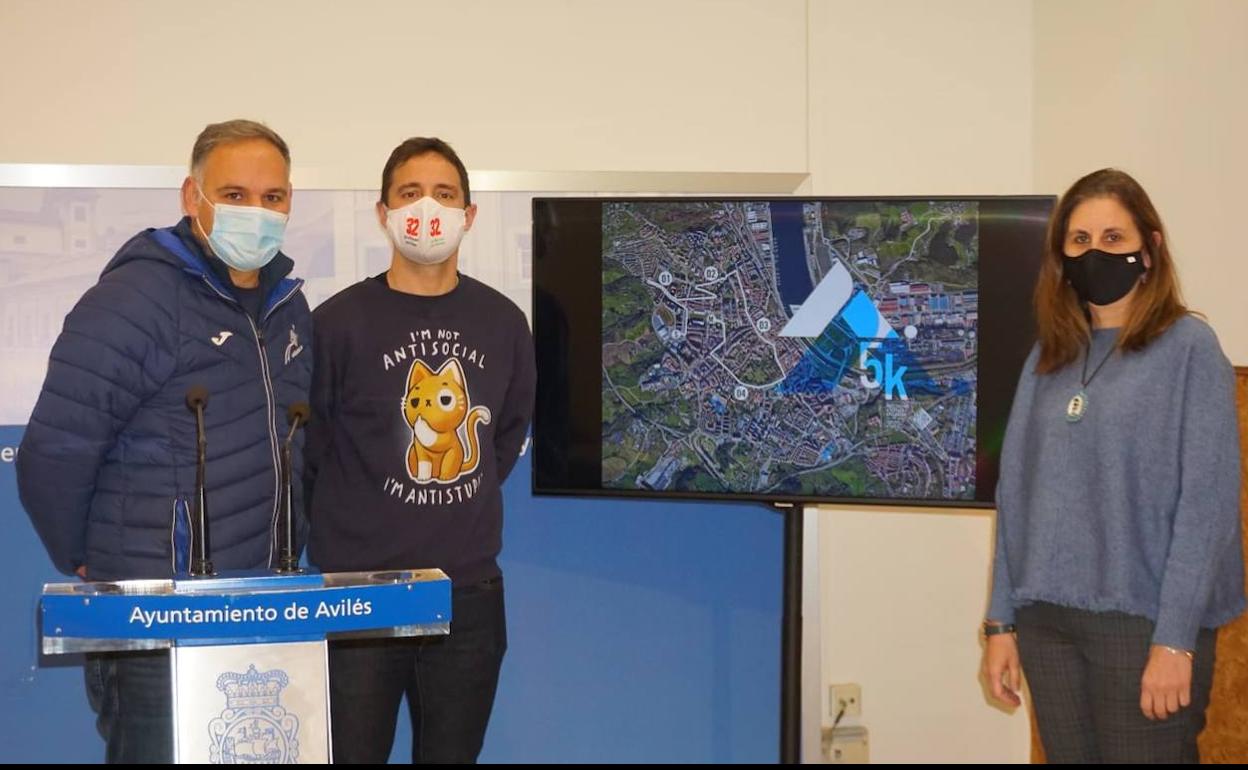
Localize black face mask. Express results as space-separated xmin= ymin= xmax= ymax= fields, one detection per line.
xmin=1062 ymin=249 xmax=1146 ymax=306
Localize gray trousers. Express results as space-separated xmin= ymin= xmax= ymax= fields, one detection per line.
xmin=1016 ymin=602 xmax=1216 ymax=764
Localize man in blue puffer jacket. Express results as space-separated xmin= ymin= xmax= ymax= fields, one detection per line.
xmin=16 ymin=119 xmax=312 ymax=764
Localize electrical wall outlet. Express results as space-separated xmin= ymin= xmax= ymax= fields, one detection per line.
xmin=829 ymin=683 xmax=862 ymax=718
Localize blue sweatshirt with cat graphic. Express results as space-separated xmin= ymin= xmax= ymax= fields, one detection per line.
xmin=304 ymin=272 xmax=536 ymax=585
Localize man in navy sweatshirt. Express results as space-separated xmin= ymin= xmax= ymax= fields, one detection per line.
xmin=18 ymin=119 xmax=312 ymax=763
xmin=305 ymin=137 xmax=536 ymax=763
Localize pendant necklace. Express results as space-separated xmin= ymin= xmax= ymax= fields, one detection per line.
xmin=1066 ymin=341 xmax=1115 ymax=423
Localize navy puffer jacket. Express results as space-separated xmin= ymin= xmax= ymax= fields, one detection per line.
xmin=17 ymin=220 xmax=312 ymax=580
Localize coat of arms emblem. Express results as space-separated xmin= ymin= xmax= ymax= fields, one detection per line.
xmin=208 ymin=664 xmax=300 ymax=764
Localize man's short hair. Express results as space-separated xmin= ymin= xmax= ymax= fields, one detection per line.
xmin=190 ymin=119 xmax=291 ymax=180
xmin=379 ymin=137 xmax=471 ymax=205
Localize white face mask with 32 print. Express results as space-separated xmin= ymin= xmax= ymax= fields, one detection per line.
xmin=384 ymin=196 xmax=467 ymax=265
xmin=194 ymin=186 xmax=288 ymax=272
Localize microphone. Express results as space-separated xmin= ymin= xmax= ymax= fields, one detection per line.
xmin=185 ymin=386 xmax=208 ymax=411
xmin=287 ymin=402 xmax=311 ymax=429
xmin=277 ymin=402 xmax=310 ymax=573
xmin=185 ymin=386 xmax=214 ymax=577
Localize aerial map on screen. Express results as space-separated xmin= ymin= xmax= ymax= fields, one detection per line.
xmin=601 ymin=200 xmax=979 ymax=500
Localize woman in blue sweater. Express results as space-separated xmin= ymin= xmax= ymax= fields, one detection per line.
xmin=981 ymin=168 xmax=1244 ymax=763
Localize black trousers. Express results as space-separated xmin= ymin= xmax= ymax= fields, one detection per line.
xmin=328 ymin=577 xmax=507 ymax=764
xmin=84 ymin=650 xmax=173 ymax=764
xmin=1016 ymin=602 xmax=1216 ymax=764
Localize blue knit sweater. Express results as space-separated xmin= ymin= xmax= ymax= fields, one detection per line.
xmin=987 ymin=316 xmax=1245 ymax=649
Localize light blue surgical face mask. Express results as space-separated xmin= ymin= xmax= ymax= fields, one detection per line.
xmin=195 ymin=185 xmax=288 ymax=272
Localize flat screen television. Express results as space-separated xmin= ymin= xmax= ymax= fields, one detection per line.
xmin=532 ymin=196 xmax=1054 ymax=507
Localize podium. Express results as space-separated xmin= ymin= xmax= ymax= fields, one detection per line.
xmin=41 ymin=569 xmax=451 ymax=763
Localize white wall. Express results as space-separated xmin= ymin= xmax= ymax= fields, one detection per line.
xmin=808 ymin=0 xmax=1034 ymax=196
xmin=817 ymin=506 xmax=1032 ymax=763
xmin=808 ymin=1 xmax=1035 ymax=762
xmin=0 ymin=0 xmax=808 ymax=176
xmin=1033 ymin=0 xmax=1248 ymax=364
